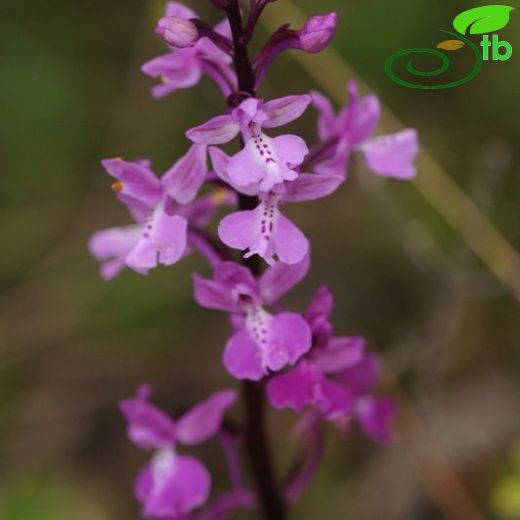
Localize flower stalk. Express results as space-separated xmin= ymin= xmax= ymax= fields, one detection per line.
xmin=225 ymin=2 xmax=286 ymax=518
xmin=88 ymin=1 xmax=419 ymax=519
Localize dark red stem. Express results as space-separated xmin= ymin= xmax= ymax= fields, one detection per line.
xmin=224 ymin=1 xmax=286 ymax=519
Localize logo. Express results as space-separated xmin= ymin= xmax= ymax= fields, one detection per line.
xmin=385 ymin=5 xmax=514 ymax=89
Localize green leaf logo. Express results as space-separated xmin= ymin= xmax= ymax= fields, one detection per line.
xmin=453 ymin=5 xmax=514 ymax=35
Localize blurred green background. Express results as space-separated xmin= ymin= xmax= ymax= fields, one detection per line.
xmin=1 ymin=0 xmax=519 ymax=519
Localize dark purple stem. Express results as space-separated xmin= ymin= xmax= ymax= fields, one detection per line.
xmin=243 ymin=0 xmax=269 ymax=45
xmin=225 ymin=0 xmax=256 ymax=95
xmin=224 ymin=1 xmax=286 ymax=519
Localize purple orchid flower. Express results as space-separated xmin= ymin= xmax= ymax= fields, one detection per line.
xmin=193 ymin=257 xmax=312 ymax=380
xmin=267 ymin=286 xmax=365 ymax=420
xmin=88 ymin=145 xmax=210 ymax=279
xmin=310 ymin=79 xmax=419 ymax=179
xmin=338 ymin=352 xmax=397 ymax=444
xmin=209 ymin=146 xmax=344 ymax=266
xmin=120 ymin=385 xmax=237 ymax=519
xmin=186 ymin=95 xmax=311 ymax=193
xmin=267 ymin=286 xmax=396 ymax=442
xmin=142 ymin=2 xmax=236 ymax=98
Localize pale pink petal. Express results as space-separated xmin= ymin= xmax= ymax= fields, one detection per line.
xmin=101 ymin=158 xmax=162 ymax=208
xmin=176 ymin=390 xmax=237 ymax=445
xmin=223 ymin=329 xmax=264 ymax=381
xmin=259 ymin=253 xmax=310 ymax=304
xmin=186 ymin=114 xmax=240 ymax=145
xmin=234 ymin=98 xmax=262 ymax=126
xmin=119 ymin=385 xmax=176 ymax=450
xmin=137 ymin=450 xmax=210 ymax=518
xmin=271 ymin=212 xmax=308 ymax=265
xmin=193 ymin=262 xmax=259 ymax=311
xmin=313 ymin=142 xmax=350 ymax=177
xmin=262 ymin=95 xmax=311 ymax=128
xmin=88 ymin=225 xmax=144 ymax=280
xmin=272 ymin=134 xmax=309 ymax=166
xmin=213 ymin=261 xmax=259 ymax=296
xmin=268 ymin=312 xmax=312 ymax=368
xmin=310 ymin=91 xmax=338 ymax=140
xmin=142 ymin=52 xmax=202 ymax=98
xmin=209 ymin=147 xmax=258 ymax=196
xmin=192 ymin=274 xmax=238 ymax=312
xmin=341 ymin=84 xmax=380 ymax=146
xmin=226 ymin=146 xmax=265 ymax=187
xmin=360 ymin=129 xmax=418 ymax=179
xmin=162 ymin=144 xmax=207 ymax=204
xmin=218 ymin=209 xmax=259 ymax=252
xmin=283 ymin=172 xmax=344 ymax=202
xmin=312 ymin=336 xmax=365 ymax=373
xmin=126 ymin=211 xmax=188 ymax=270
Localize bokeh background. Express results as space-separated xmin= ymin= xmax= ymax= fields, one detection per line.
xmin=1 ymin=0 xmax=519 ymax=519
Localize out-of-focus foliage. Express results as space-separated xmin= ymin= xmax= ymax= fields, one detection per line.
xmin=0 ymin=1 xmax=519 ymax=519
xmin=493 ymin=445 xmax=520 ymax=519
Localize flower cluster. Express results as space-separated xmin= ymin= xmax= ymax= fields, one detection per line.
xmin=90 ymin=2 xmax=418 ymax=519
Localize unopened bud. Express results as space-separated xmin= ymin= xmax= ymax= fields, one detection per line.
xmin=298 ymin=13 xmax=338 ymax=53
xmin=156 ymin=16 xmax=198 ymax=48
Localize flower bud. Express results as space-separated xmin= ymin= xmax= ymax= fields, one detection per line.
xmin=298 ymin=13 xmax=338 ymax=53
xmin=156 ymin=16 xmax=198 ymax=48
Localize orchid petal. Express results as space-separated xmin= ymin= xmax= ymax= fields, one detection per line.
xmin=259 ymin=253 xmax=310 ymax=304
xmin=136 ymin=451 xmax=210 ymax=518
xmin=310 ymin=91 xmax=337 ymax=141
xmin=360 ymin=129 xmax=419 ymax=179
xmin=176 ymin=390 xmax=237 ymax=445
xmin=162 ymin=144 xmax=207 ymax=204
xmin=283 ymin=172 xmax=344 ymax=202
xmin=223 ymin=328 xmax=265 ymax=381
xmin=209 ymin=147 xmax=259 ymax=196
xmin=272 ymin=134 xmax=309 ymax=166
xmin=186 ymin=114 xmax=240 ymax=145
xmin=262 ymin=95 xmax=311 ymax=128
xmin=88 ymin=225 xmax=145 ymax=280
xmin=271 ymin=212 xmax=308 ymax=265
xmin=120 ymin=385 xmax=176 ymax=450
xmin=102 ymin=158 xmax=162 ymax=208
xmin=126 ymin=211 xmax=188 ymax=271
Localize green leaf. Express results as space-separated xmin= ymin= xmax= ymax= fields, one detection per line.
xmin=453 ymin=5 xmax=514 ymax=35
